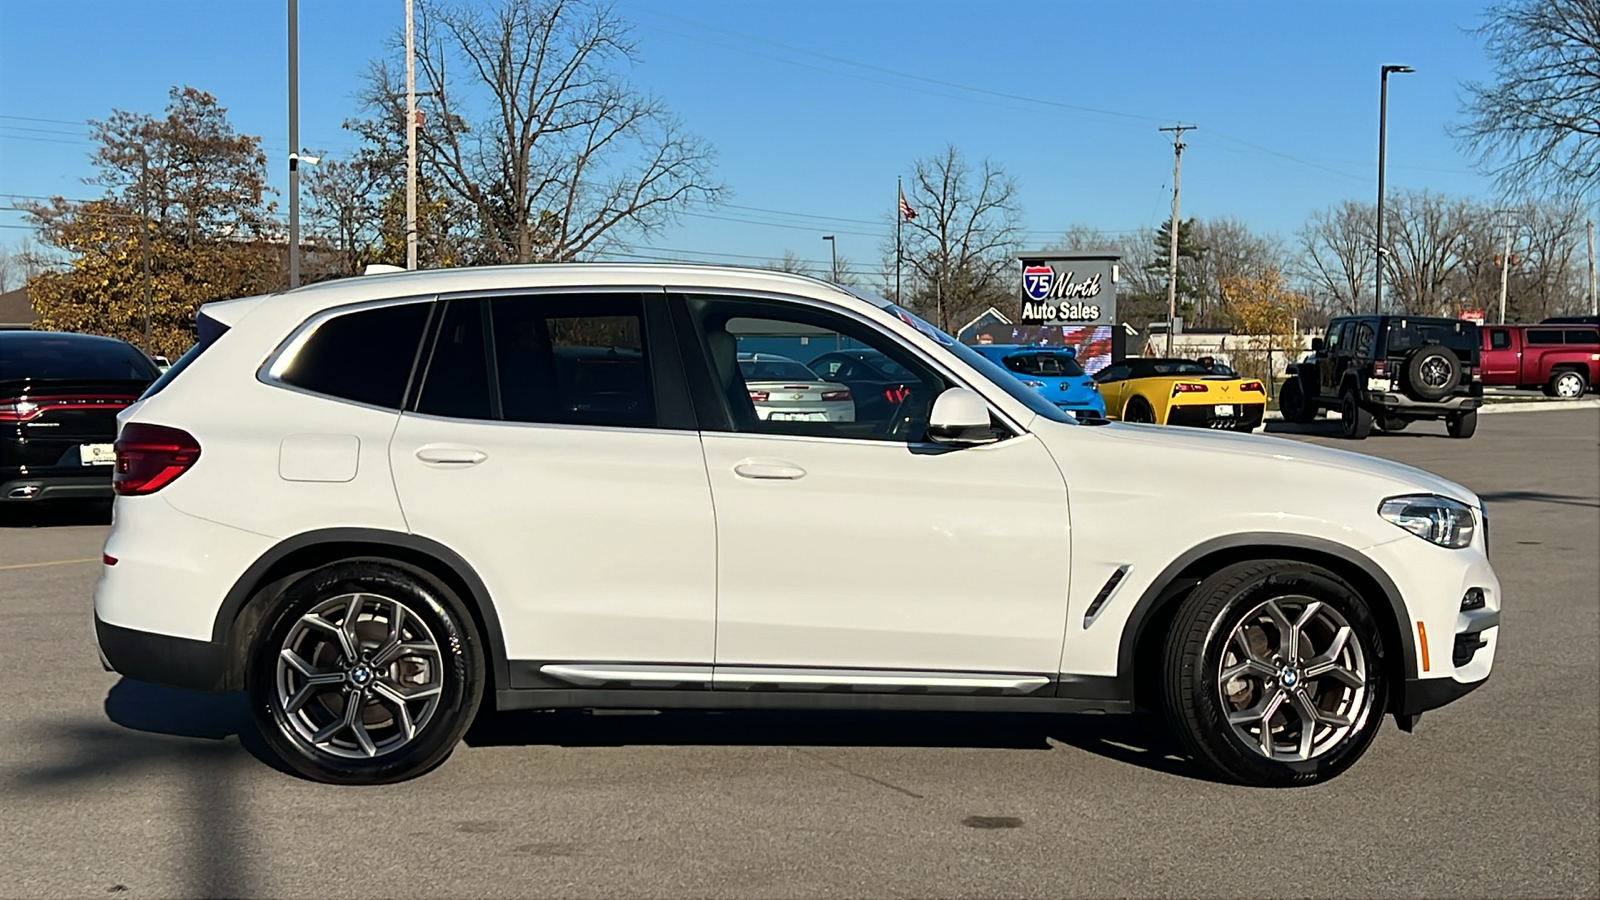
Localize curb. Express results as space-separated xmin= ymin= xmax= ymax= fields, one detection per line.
xmin=1263 ymin=397 xmax=1599 ymax=421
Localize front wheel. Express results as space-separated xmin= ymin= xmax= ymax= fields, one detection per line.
xmin=1161 ymin=560 xmax=1388 ymax=787
xmin=246 ymin=561 xmax=485 ymax=785
xmin=1278 ymin=376 xmax=1316 ymax=424
xmin=1339 ymin=390 xmax=1373 ymax=440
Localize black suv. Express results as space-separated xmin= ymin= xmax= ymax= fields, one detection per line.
xmin=1279 ymin=315 xmax=1483 ymax=440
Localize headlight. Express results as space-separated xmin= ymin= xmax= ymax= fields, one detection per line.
xmin=1378 ymin=495 xmax=1476 ymax=549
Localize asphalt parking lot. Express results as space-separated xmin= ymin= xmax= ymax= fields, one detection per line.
xmin=1 ymin=410 xmax=1595 ymax=899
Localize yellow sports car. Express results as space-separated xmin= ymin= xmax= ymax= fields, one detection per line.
xmin=1092 ymin=358 xmax=1266 ymax=431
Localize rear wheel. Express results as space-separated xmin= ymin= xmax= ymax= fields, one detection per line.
xmin=1162 ymin=560 xmax=1387 ymax=787
xmin=1278 ymin=376 xmax=1317 ymax=424
xmin=1124 ymin=396 xmax=1157 ymax=424
xmin=1339 ymin=389 xmax=1372 ymax=440
xmin=1550 ymin=369 xmax=1588 ymax=399
xmin=1447 ymin=410 xmax=1478 ymax=439
xmin=246 ymin=561 xmax=485 ymax=785
xmin=1378 ymin=416 xmax=1409 ymax=432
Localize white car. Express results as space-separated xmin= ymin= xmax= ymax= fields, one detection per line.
xmin=738 ymin=352 xmax=855 ymax=423
xmin=94 ymin=265 xmax=1499 ymax=786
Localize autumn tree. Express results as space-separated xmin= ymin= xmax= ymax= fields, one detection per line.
xmin=892 ymin=145 xmax=1023 ymax=332
xmin=24 ymin=87 xmax=278 ymax=358
xmin=1219 ymin=267 xmax=1310 ymax=384
xmin=1455 ymin=0 xmax=1600 ymax=195
xmin=356 ymin=0 xmax=722 ymax=265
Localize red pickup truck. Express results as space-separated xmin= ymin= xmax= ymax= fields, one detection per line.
xmin=1479 ymin=324 xmax=1600 ymax=398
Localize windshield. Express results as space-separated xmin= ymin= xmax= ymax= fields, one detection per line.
xmin=887 ymin=305 xmax=1077 ymax=425
xmin=1002 ymin=351 xmax=1085 ymax=377
xmin=740 ymin=359 xmax=820 ymax=382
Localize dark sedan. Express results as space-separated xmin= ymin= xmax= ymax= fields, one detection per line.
xmin=1 ymin=331 xmax=159 ymax=502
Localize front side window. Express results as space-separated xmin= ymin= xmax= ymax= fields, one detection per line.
xmin=1489 ymin=329 xmax=1511 ymax=350
xmin=278 ymin=302 xmax=430 ymax=409
xmin=681 ymin=295 xmax=947 ymax=441
xmin=491 ymin=294 xmax=655 ymax=428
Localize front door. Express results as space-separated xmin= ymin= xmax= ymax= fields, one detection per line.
xmin=389 ymin=293 xmax=717 ymax=671
xmin=674 ymin=293 xmax=1072 ymax=683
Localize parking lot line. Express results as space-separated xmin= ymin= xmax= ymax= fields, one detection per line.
xmin=0 ymin=557 xmax=99 ymax=572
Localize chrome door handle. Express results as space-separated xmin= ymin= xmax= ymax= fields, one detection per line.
xmin=733 ymin=461 xmax=806 ymax=480
xmin=415 ymin=445 xmax=487 ymax=465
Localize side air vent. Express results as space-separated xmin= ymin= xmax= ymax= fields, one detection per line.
xmin=1083 ymin=565 xmax=1130 ymax=627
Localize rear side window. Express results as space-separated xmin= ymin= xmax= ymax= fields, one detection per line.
xmin=0 ymin=336 xmax=157 ymax=381
xmin=490 ymin=294 xmax=655 ymax=428
xmin=278 ymin=303 xmax=430 ymax=409
xmin=416 ymin=299 xmax=493 ymax=420
xmin=1565 ymin=329 xmax=1600 ymax=345
xmin=1526 ymin=330 xmax=1563 ymax=345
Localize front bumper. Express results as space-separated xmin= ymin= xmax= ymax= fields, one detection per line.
xmin=1395 ymin=673 xmax=1489 ymax=715
xmin=95 ymin=613 xmax=228 ymax=693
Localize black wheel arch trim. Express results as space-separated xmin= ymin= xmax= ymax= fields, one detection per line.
xmin=1116 ymin=532 xmax=1417 ymax=702
xmin=210 ymin=527 xmax=509 ymax=692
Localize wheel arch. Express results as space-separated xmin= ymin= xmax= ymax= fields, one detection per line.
xmin=1119 ymin=533 xmax=1415 ymax=712
xmin=211 ymin=528 xmax=508 ymax=694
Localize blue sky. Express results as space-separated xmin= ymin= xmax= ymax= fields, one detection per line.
xmin=0 ymin=0 xmax=1502 ymax=277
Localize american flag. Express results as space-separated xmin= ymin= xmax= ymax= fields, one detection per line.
xmin=898 ymin=191 xmax=917 ymax=221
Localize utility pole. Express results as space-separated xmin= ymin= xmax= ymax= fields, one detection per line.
xmin=822 ymin=234 xmax=837 ymax=283
xmin=405 ymin=0 xmax=418 ymax=271
xmin=1375 ymin=64 xmax=1414 ymax=315
xmin=1498 ymin=213 xmax=1516 ymax=325
xmin=288 ymin=0 xmax=300 ymax=288
xmin=1159 ymin=123 xmax=1194 ymax=356
xmin=139 ymin=148 xmax=152 ymax=353
xmin=1588 ymin=218 xmax=1596 ymax=315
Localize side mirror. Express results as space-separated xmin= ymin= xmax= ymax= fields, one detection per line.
xmin=1310 ymin=337 xmax=1325 ymax=354
xmin=927 ymin=387 xmax=998 ymax=445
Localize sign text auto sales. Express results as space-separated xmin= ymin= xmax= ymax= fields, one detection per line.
xmin=1020 ymin=264 xmax=1102 ymax=322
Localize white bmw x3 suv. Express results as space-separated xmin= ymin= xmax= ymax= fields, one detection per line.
xmin=94 ymin=265 xmax=1499 ymax=786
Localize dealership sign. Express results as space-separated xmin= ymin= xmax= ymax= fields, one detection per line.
xmin=1015 ymin=252 xmax=1119 ymax=325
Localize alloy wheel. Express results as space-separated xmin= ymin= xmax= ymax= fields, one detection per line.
xmin=1420 ymin=355 xmax=1451 ymax=388
xmin=274 ymin=592 xmax=445 ymax=759
xmin=1217 ymin=595 xmax=1369 ymax=762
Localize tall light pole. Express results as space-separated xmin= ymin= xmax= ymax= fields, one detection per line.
xmin=1375 ymin=64 xmax=1413 ymax=314
xmin=821 ymin=234 xmax=836 ymax=283
xmin=406 ymin=0 xmax=418 ymax=270
xmin=288 ymin=0 xmax=301 ymax=288
xmin=1497 ymin=211 xmax=1518 ymax=324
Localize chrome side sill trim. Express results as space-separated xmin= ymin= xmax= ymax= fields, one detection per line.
xmin=539 ymin=664 xmax=714 ymax=687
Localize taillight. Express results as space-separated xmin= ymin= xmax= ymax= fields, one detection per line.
xmin=884 ymin=386 xmax=912 ymax=403
xmin=0 ymin=395 xmax=138 ymax=422
xmin=113 ymin=423 xmax=201 ymax=496
xmin=820 ymin=389 xmax=852 ymax=402
xmin=1171 ymin=382 xmax=1208 ymax=396
xmin=1372 ymin=360 xmax=1388 ymax=377
xmin=748 ymin=391 xmax=770 ymax=402
xmin=1240 ymin=381 xmax=1264 ymax=393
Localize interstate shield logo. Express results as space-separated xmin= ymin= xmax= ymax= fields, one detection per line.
xmin=1023 ymin=265 xmax=1055 ymax=301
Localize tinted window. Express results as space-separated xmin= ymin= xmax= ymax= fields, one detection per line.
xmin=1489 ymin=329 xmax=1512 ymax=350
xmin=1002 ymin=352 xmax=1085 ymax=377
xmin=1526 ymin=329 xmax=1563 ymax=345
xmin=683 ymin=295 xmax=952 ymax=440
xmin=492 ymin=295 xmax=654 ymax=428
xmin=1385 ymin=318 xmax=1478 ymax=355
xmin=417 ymin=299 xmax=492 ymax=419
xmin=0 ymin=335 xmax=158 ymax=381
xmin=279 ymin=303 xmax=429 ymax=408
xmin=1565 ymin=329 xmax=1600 ymax=345
xmin=1094 ymin=364 xmax=1131 ymax=383
xmin=1353 ymin=323 xmax=1376 ymax=358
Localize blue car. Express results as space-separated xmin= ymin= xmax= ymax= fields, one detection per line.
xmin=969 ymin=344 xmax=1106 ymax=418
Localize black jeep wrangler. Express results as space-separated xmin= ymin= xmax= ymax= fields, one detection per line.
xmin=1279 ymin=315 xmax=1483 ymax=440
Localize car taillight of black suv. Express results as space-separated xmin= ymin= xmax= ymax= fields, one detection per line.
xmin=1278 ymin=315 xmax=1483 ymax=440
xmin=1 ymin=331 xmax=160 ymax=502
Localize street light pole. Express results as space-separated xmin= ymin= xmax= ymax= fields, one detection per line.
xmin=406 ymin=0 xmax=418 ymax=271
xmin=1498 ymin=213 xmax=1517 ymax=324
xmin=822 ymin=234 xmax=836 ymax=283
xmin=288 ymin=0 xmax=300 ymax=288
xmin=1375 ymin=64 xmax=1413 ymax=315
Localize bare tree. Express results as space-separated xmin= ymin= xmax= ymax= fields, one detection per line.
xmin=1380 ymin=191 xmax=1475 ymax=315
xmin=1506 ymin=198 xmax=1587 ymax=319
xmin=892 ymin=145 xmax=1023 ymax=333
xmin=1190 ymin=217 xmax=1286 ymax=327
xmin=361 ymin=0 xmax=722 ymax=265
xmin=1297 ymin=200 xmax=1375 ymax=317
xmin=764 ymin=250 xmax=814 ymax=277
xmin=1455 ymin=0 xmax=1600 ymax=195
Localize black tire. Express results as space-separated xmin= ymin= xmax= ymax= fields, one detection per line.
xmin=1278 ymin=376 xmax=1316 ymax=424
xmin=1447 ymin=409 xmax=1478 ymax=439
xmin=1549 ymin=368 xmax=1589 ymax=400
xmin=1402 ymin=343 xmax=1458 ymax=402
xmin=246 ymin=560 xmax=485 ymax=785
xmin=1339 ymin=389 xmax=1372 ymax=440
xmin=1378 ymin=416 xmax=1409 ymax=432
xmin=1124 ymin=396 xmax=1157 ymax=424
xmin=1161 ymin=560 xmax=1388 ymax=787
